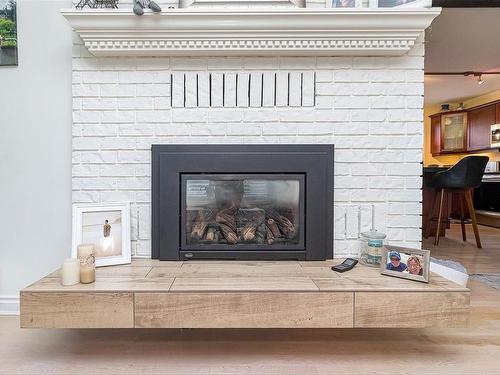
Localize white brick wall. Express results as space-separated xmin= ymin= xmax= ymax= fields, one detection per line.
xmin=72 ymin=33 xmax=425 ymax=258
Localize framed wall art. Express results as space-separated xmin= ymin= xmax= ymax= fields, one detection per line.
xmin=72 ymin=202 xmax=131 ymax=267
xmin=0 ymin=0 xmax=17 ymax=66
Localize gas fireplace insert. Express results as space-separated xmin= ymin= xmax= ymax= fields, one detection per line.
xmin=151 ymin=145 xmax=333 ymax=260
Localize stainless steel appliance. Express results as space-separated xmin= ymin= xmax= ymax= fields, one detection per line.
xmin=491 ymin=124 xmax=500 ymax=148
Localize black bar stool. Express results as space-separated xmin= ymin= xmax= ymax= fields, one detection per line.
xmin=425 ymin=156 xmax=489 ymax=247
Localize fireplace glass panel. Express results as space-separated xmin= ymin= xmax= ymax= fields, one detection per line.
xmin=183 ymin=175 xmax=303 ymax=248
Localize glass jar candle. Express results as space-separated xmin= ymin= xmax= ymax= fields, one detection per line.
xmin=359 ymin=229 xmax=387 ymax=267
xmin=77 ymin=243 xmax=96 ymax=284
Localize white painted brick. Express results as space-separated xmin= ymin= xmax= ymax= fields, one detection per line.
xmin=211 ymin=73 xmax=224 ymax=108
xmin=262 ymin=123 xmax=298 ymax=136
xmin=351 ymin=110 xmax=386 ymax=122
xmin=73 ymin=84 xmax=99 ymax=97
xmin=279 ymin=57 xmax=316 ymax=69
xmin=136 ymin=57 xmax=170 ymax=70
xmin=208 ymin=109 xmax=243 ymax=123
xmin=134 ymin=165 xmax=151 ymax=177
xmin=99 ymin=58 xmax=137 ymax=71
xmin=302 ymin=72 xmax=315 ymax=107
xmin=172 ymin=109 xmax=207 ymax=123
xmin=82 ymin=124 xmax=118 ymax=137
xmin=82 ymin=98 xmax=117 ymax=111
xmin=224 ymin=73 xmax=237 ymax=107
xmin=389 ymin=109 xmax=423 ymax=122
xmin=316 ymin=57 xmax=352 ymax=69
xmin=117 ymin=151 xmax=150 ymax=163
xmin=136 ymin=84 xmax=170 ymax=97
xmin=262 ymin=72 xmax=275 ymax=107
xmin=73 ymin=111 xmax=100 ymax=123
xmin=100 ymin=84 xmax=135 ymax=97
xmin=138 ymin=205 xmax=151 ymax=239
xmin=243 ymin=58 xmax=278 ymax=70
xmin=118 ymin=71 xmax=156 ymax=84
xmin=236 ymin=73 xmax=250 ymax=107
xmin=316 ymin=82 xmax=351 ymax=96
xmin=73 ymin=177 xmax=116 ymax=190
xmin=135 ymin=191 xmax=151 ymax=203
xmin=249 ymin=73 xmax=263 ymax=107
xmin=226 ymin=123 xmax=262 ymax=136
xmin=137 ymin=110 xmax=172 ymax=123
xmin=100 ymin=191 xmax=134 ymax=202
xmin=153 ymin=97 xmax=171 ymax=110
xmin=275 ymin=72 xmax=289 ymax=107
xmin=155 ymin=124 xmax=191 ymax=136
xmin=288 ymin=72 xmax=302 ymax=107
xmin=115 ymin=177 xmax=150 ymax=190
xmin=135 ymin=240 xmax=151 ymax=256
xmin=171 ymin=73 xmax=185 ymax=108
xmin=73 ymin=137 xmax=100 ymax=150
xmin=197 ymin=72 xmax=210 ymax=108
xmin=185 ymin=73 xmax=198 ymax=108
xmin=72 ymin=191 xmax=99 ymax=203
xmin=73 ymin=165 xmax=100 ymax=177
xmin=119 ymin=124 xmax=154 ymax=136
xmin=191 ymin=124 xmax=226 ymax=136
xmin=115 ymin=97 xmax=152 ymax=111
xmin=100 ymin=165 xmax=135 ymax=177
xmin=334 ymin=96 xmax=369 ymax=109
xmin=370 ymin=96 xmax=406 ymax=109
xmin=243 ymin=109 xmax=279 ymax=123
xmin=297 ymin=123 xmax=334 ymax=135
xmin=100 ymin=138 xmax=137 ymax=150
xmin=171 ymin=58 xmax=207 ymax=70
xmin=82 ymin=71 xmax=118 ymax=84
xmin=79 ymin=151 xmax=117 ymax=164
xmin=101 ymin=111 xmax=135 ymax=123
xmin=207 ymin=58 xmax=243 ymax=70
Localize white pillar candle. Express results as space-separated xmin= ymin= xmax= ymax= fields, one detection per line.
xmin=61 ymin=258 xmax=80 ymax=286
xmin=77 ymin=243 xmax=96 ymax=284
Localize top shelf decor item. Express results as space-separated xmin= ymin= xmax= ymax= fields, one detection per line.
xmin=76 ymin=0 xmax=119 ymax=8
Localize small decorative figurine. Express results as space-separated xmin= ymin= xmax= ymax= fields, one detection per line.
xmin=133 ymin=0 xmax=162 ymax=15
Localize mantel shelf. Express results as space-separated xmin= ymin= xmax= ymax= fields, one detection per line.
xmin=61 ymin=8 xmax=441 ymax=57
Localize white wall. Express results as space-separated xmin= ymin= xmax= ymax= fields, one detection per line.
xmin=0 ymin=0 xmax=73 ymax=305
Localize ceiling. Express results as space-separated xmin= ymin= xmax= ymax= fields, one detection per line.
xmin=424 ymin=8 xmax=500 ymax=105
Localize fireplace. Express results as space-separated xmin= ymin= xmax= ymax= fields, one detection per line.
xmin=151 ymin=145 xmax=333 ymax=260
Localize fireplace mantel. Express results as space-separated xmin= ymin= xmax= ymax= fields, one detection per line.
xmin=61 ymin=8 xmax=440 ymax=57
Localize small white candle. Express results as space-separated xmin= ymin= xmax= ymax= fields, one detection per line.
xmin=61 ymin=258 xmax=80 ymax=286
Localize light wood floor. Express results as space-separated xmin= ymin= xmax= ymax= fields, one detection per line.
xmin=1 ymin=224 xmax=500 ymax=374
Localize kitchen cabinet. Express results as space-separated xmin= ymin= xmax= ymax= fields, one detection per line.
xmin=429 ymin=99 xmax=500 ymax=156
xmin=430 ymin=115 xmax=441 ymax=156
xmin=468 ymin=104 xmax=496 ymax=151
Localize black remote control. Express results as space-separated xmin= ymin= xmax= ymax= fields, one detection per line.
xmin=331 ymin=258 xmax=358 ymax=273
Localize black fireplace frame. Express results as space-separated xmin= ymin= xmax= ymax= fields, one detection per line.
xmin=151 ymin=144 xmax=334 ymax=260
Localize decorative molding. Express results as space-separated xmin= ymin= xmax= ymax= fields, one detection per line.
xmin=0 ymin=295 xmax=20 ymax=315
xmin=62 ymin=8 xmax=441 ymax=57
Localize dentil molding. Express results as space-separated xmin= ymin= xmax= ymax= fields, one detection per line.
xmin=61 ymin=8 xmax=441 ymax=57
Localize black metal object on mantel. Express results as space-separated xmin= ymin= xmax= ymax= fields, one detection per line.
xmin=76 ymin=0 xmax=119 ymax=8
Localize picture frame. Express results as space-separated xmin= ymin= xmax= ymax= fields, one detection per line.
xmin=72 ymin=202 xmax=131 ymax=267
xmin=0 ymin=0 xmax=18 ymax=66
xmin=381 ymin=246 xmax=430 ymax=283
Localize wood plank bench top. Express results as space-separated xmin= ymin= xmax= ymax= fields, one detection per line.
xmin=21 ymin=260 xmax=470 ymax=329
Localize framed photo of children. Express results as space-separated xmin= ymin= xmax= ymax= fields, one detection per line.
xmin=381 ymin=246 xmax=430 ymax=283
xmin=72 ymin=202 xmax=131 ymax=267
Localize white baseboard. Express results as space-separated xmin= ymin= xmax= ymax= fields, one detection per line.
xmin=0 ymin=295 xmax=20 ymax=315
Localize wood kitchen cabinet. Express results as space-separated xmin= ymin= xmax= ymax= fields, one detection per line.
xmin=429 ymin=99 xmax=500 ymax=156
xmin=468 ymin=104 xmax=496 ymax=151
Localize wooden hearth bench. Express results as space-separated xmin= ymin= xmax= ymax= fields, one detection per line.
xmin=20 ymin=260 xmax=470 ymax=329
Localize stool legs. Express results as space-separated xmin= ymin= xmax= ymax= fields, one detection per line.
xmin=464 ymin=188 xmax=482 ymax=248
xmin=434 ymin=188 xmax=446 ymax=246
xmin=459 ymin=192 xmax=467 ymax=242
